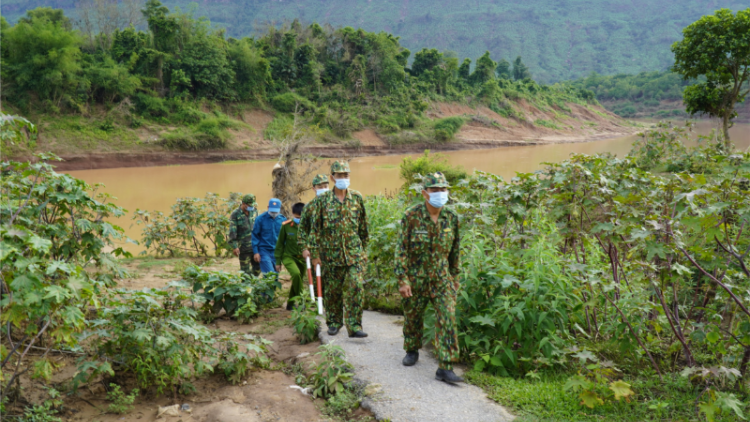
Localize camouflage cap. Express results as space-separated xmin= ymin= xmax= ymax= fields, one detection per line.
xmin=423 ymin=172 xmax=450 ymax=188
xmin=312 ymin=174 xmax=329 ymax=186
xmin=241 ymin=194 xmax=256 ymax=205
xmin=330 ymin=161 xmax=350 ymax=174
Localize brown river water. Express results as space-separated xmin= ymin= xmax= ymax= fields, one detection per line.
xmin=67 ymin=121 xmax=750 ymax=252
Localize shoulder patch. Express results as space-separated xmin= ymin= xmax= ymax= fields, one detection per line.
xmin=282 ymin=220 xmax=292 ymax=225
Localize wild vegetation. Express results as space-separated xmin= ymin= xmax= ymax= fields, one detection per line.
xmin=0 ymin=2 xmax=603 ymax=155
xmin=361 ymin=123 xmax=750 ymax=421
xmin=3 ymin=0 xmax=748 ymax=83
xmin=566 ymin=71 xmax=693 ymax=118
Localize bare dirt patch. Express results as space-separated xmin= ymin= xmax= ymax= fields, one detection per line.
xmin=352 ymin=129 xmax=386 ymax=147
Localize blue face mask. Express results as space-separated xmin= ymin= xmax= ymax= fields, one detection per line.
xmin=316 ymin=188 xmax=329 ymax=196
xmin=293 ymin=217 xmax=301 ymax=224
xmin=244 ymin=205 xmax=254 ymax=212
xmin=334 ymin=178 xmax=350 ymax=190
xmin=428 ymin=191 xmax=449 ymax=208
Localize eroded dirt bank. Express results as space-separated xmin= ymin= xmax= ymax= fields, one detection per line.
xmin=18 ymin=102 xmax=641 ymax=171
xmin=42 ymin=131 xmax=637 ymax=171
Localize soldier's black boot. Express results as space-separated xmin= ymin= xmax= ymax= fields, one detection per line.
xmin=327 ymin=326 xmax=340 ymax=336
xmin=402 ymin=351 xmax=419 ymax=366
xmin=435 ymin=368 xmax=464 ymax=384
xmin=348 ymin=330 xmax=368 ymax=338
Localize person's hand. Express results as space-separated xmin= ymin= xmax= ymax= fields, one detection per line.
xmin=254 ymin=253 xmax=261 ymax=263
xmin=233 ymin=248 xmax=240 ymax=257
xmin=311 ymin=258 xmax=322 ymax=268
xmin=302 ymin=249 xmax=310 ymax=259
xmin=399 ymin=285 xmax=412 ymax=298
xmin=275 ymin=265 xmax=281 ymax=272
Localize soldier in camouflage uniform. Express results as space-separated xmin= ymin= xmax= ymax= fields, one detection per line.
xmin=308 ymin=162 xmax=369 ymax=338
xmin=298 ymin=173 xmax=329 ymax=261
xmin=228 ymin=194 xmax=261 ymax=277
xmin=395 ymin=172 xmax=463 ymax=384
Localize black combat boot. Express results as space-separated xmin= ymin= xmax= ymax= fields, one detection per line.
xmin=327 ymin=326 xmax=340 ymax=335
xmin=435 ymin=368 xmax=464 ymax=384
xmin=348 ymin=330 xmax=368 ymax=338
xmin=402 ymin=351 xmax=419 ymax=366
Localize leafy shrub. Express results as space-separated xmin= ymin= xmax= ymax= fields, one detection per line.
xmin=363 ymin=195 xmax=407 ymax=311
xmin=270 ymin=92 xmax=315 ymax=113
xmin=133 ymin=93 xmax=169 ymax=119
xmin=133 ymin=192 xmax=240 ymax=257
xmin=0 ymin=155 xmax=128 ymax=401
xmin=77 ymin=285 xmax=270 ymax=393
xmin=106 ymin=384 xmax=139 ymax=414
xmin=433 ymin=116 xmax=465 ymax=141
xmin=308 ymin=343 xmax=354 ymax=398
xmin=182 ymin=265 xmax=281 ymax=322
xmin=264 ymin=115 xmax=295 ymax=141
xmin=398 ymin=150 xmax=468 ymax=190
xmin=290 ymin=296 xmax=320 ymax=344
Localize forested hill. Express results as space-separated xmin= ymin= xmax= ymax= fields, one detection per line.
xmin=1 ymin=0 xmax=747 ymax=82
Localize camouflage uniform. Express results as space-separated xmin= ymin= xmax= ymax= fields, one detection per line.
xmin=308 ymin=163 xmax=369 ymax=332
xmin=395 ymin=172 xmax=461 ymax=370
xmin=229 ymin=194 xmax=260 ymax=276
xmin=297 ymin=174 xmax=329 ymax=253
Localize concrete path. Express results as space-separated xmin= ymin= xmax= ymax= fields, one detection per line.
xmin=319 ymin=311 xmax=514 ymax=422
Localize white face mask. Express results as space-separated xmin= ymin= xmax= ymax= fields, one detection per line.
xmin=334 ymin=178 xmax=350 ymax=190
xmin=269 ymin=212 xmax=279 ymax=219
xmin=316 ymin=188 xmax=329 ymax=196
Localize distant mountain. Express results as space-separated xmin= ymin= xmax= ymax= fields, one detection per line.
xmin=2 ymin=0 xmax=746 ymax=82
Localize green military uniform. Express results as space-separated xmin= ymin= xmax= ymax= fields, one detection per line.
xmin=308 ymin=164 xmax=369 ymax=333
xmin=275 ymin=219 xmax=305 ymax=305
xmin=297 ymin=174 xmax=329 ymax=254
xmin=228 ymin=194 xmax=260 ymax=277
xmin=395 ymin=172 xmax=461 ymax=370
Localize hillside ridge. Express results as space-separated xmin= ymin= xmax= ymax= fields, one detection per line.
xmin=2 ymin=0 xmax=747 ymax=82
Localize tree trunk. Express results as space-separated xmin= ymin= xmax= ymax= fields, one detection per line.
xmin=722 ymin=112 xmax=731 ymax=146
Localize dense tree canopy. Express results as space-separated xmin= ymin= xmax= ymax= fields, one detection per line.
xmin=0 ymin=3 xmax=599 ymax=152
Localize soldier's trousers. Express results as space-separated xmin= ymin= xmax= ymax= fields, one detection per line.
xmin=281 ymin=255 xmax=305 ymax=305
xmin=402 ymin=281 xmax=459 ymax=370
xmin=239 ymin=246 xmax=260 ymax=277
xmin=322 ymin=263 xmax=364 ymax=333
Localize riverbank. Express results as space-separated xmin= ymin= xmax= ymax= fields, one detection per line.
xmin=11 ymin=101 xmax=640 ymax=171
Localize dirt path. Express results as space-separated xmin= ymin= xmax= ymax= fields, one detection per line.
xmin=319 ymin=311 xmax=514 ymax=422
xmin=42 ymin=257 xmax=373 ymax=422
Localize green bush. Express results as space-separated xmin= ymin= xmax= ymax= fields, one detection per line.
xmin=133 ymin=192 xmax=240 ymax=256
xmin=77 ymin=285 xmax=271 ymax=393
xmin=0 ymin=155 xmax=129 ymax=401
xmin=290 ymin=296 xmax=320 ymax=344
xmin=182 ymin=265 xmax=281 ymax=322
xmin=106 ymin=384 xmax=139 ymax=414
xmin=399 ymin=150 xmax=468 ymax=189
xmin=433 ymin=116 xmax=465 ymax=141
xmin=264 ymin=115 xmax=295 ymax=141
xmin=308 ymin=343 xmax=354 ymax=398
xmin=270 ymin=92 xmax=315 ymax=113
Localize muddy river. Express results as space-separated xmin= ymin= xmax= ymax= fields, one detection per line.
xmin=67 ymin=121 xmax=750 ymax=252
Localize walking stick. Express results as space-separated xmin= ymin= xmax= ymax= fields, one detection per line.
xmin=306 ymin=257 xmax=315 ymax=301
xmin=316 ymin=264 xmax=323 ymax=315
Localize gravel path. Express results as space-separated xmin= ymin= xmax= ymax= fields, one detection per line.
xmin=319 ymin=311 xmax=514 ymax=422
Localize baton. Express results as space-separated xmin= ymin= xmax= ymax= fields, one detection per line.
xmin=306 ymin=257 xmax=315 ymax=301
xmin=316 ymin=264 xmax=323 ymax=315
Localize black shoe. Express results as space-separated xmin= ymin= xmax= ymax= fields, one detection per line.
xmin=286 ymin=301 xmax=294 ymax=311
xmin=348 ymin=330 xmax=368 ymax=338
xmin=402 ymin=351 xmax=419 ymax=366
xmin=327 ymin=326 xmax=340 ymax=336
xmin=435 ymin=369 xmax=464 ymax=384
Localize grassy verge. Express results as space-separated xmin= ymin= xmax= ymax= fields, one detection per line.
xmin=467 ymin=370 xmax=744 ymax=422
